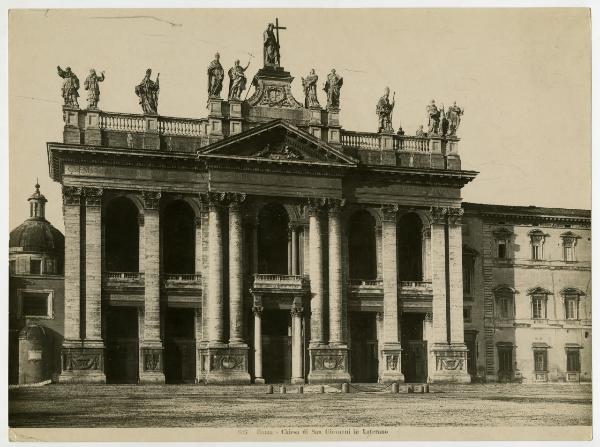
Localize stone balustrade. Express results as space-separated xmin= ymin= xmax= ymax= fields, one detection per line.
xmin=104 ymin=271 xmax=145 ymax=280
xmin=100 ymin=112 xmax=147 ymax=133
xmin=252 ymin=274 xmax=309 ymax=291
xmin=347 ymin=278 xmax=383 ymax=288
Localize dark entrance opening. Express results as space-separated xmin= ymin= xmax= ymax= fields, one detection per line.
xmin=348 ymin=210 xmax=377 ymax=280
xmin=497 ymin=344 xmax=513 ymax=382
xmin=350 ymin=312 xmax=378 ymax=382
xmin=164 ymin=308 xmax=196 ymax=383
xmin=397 ymin=213 xmax=423 ymax=281
xmin=262 ymin=309 xmax=291 ymax=383
xmin=105 ymin=197 xmax=139 ymax=272
xmin=464 ymin=330 xmax=478 ymax=378
xmin=400 ymin=313 xmax=428 ymax=383
xmin=162 ymin=200 xmax=195 ymax=274
xmin=105 ymin=306 xmax=139 ymax=384
xmin=258 ymin=204 xmax=289 ymax=274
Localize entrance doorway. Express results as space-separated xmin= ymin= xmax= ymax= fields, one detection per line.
xmin=497 ymin=344 xmax=513 ymax=382
xmin=164 ymin=308 xmax=196 ymax=383
xmin=464 ymin=331 xmax=478 ymax=378
xmin=400 ymin=313 xmax=428 ymax=383
xmin=350 ymin=312 xmax=378 ymax=382
xmin=105 ymin=306 xmax=139 ymax=384
xmin=262 ymin=309 xmax=291 ymax=383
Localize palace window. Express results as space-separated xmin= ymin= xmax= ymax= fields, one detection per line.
xmin=493 ymin=228 xmax=513 ymax=260
xmin=532 ymin=295 xmax=547 ymax=319
xmin=494 ymin=286 xmax=515 ymax=319
xmin=533 ymin=349 xmax=548 ymax=372
xmin=462 ymin=247 xmax=477 ymax=298
xmin=463 ymin=307 xmax=472 ymax=323
xmin=561 ymin=232 xmax=579 ymax=262
xmin=560 ymin=287 xmax=585 ymax=321
xmin=528 ymin=229 xmax=547 ymax=261
xmin=17 ymin=290 xmax=53 ymax=319
xmin=29 ymin=259 xmax=41 ymax=274
xmin=566 ymin=348 xmax=581 ymax=372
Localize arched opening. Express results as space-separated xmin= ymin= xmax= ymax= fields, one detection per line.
xmin=258 ymin=203 xmax=289 ymax=274
xmin=105 ymin=197 xmax=139 ymax=272
xmin=162 ymin=200 xmax=195 ymax=274
xmin=348 ymin=210 xmax=377 ymax=280
xmin=397 ymin=213 xmax=423 ymax=281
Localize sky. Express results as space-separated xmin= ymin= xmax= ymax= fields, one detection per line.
xmin=8 ymin=8 xmax=591 ymax=232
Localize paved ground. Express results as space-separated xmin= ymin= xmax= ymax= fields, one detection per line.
xmin=9 ymin=383 xmax=592 ymax=428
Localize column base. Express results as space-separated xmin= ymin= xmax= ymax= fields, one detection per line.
xmin=291 ymin=377 xmax=306 ymax=385
xmin=308 ymin=347 xmax=351 ymax=384
xmin=139 ymin=343 xmax=165 ymax=384
xmin=58 ymin=341 xmax=106 ymax=383
xmin=254 ymin=377 xmax=266 ymax=384
xmin=429 ymin=343 xmax=471 ymax=383
xmin=380 ymin=346 xmax=405 ymax=384
xmin=199 ymin=345 xmax=251 ymax=384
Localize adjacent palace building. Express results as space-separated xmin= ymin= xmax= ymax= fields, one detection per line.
xmin=9 ymin=25 xmax=591 ymax=385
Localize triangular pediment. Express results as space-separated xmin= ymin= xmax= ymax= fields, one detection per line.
xmin=197 ymin=120 xmax=358 ymax=166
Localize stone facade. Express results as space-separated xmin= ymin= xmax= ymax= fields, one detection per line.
xmin=462 ymin=203 xmax=591 ymax=383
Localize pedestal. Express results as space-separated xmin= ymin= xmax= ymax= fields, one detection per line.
xmin=139 ymin=343 xmax=165 ymax=383
xmin=429 ymin=343 xmax=471 ymax=383
xmin=58 ymin=341 xmax=106 ymax=383
xmin=200 ymin=345 xmax=251 ymax=384
xmin=380 ymin=345 xmax=405 ymax=384
xmin=308 ymin=347 xmax=351 ymax=384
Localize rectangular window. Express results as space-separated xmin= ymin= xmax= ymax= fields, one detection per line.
xmin=534 ymin=350 xmax=548 ymax=372
xmin=9 ymin=260 xmax=16 ymax=274
xmin=462 ymin=257 xmax=474 ymax=296
xmin=497 ymin=296 xmax=512 ymax=319
xmin=564 ymin=245 xmax=574 ymax=262
xmin=30 ymin=259 xmax=41 ymax=274
xmin=463 ymin=307 xmax=472 ymax=323
xmin=565 ymin=297 xmax=578 ymax=320
xmin=532 ymin=296 xmax=546 ymax=319
xmin=566 ymin=349 xmax=580 ymax=372
xmin=497 ymin=240 xmax=507 ymax=259
xmin=531 ymin=245 xmax=540 ymax=261
xmin=21 ymin=292 xmax=50 ymax=317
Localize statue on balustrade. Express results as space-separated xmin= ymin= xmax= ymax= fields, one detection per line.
xmin=84 ymin=69 xmax=105 ymax=109
xmin=57 ymin=66 xmax=80 ymax=108
xmin=301 ymin=69 xmax=320 ymax=108
xmin=228 ymin=59 xmax=250 ymax=101
xmin=447 ymin=101 xmax=464 ymax=136
xmin=207 ymin=53 xmax=224 ymax=98
xmin=263 ymin=22 xmax=280 ymax=68
xmin=324 ymin=69 xmax=343 ymax=109
xmin=135 ymin=69 xmax=160 ymax=115
xmin=426 ymin=99 xmax=441 ymax=135
xmin=376 ymin=87 xmax=395 ymax=133
xmin=439 ymin=106 xmax=449 ymax=136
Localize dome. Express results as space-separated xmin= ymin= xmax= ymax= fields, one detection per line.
xmin=9 ymin=218 xmax=64 ymax=254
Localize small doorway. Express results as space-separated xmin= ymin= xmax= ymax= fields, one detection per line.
xmin=262 ymin=309 xmax=291 ymax=383
xmin=350 ymin=312 xmax=378 ymax=382
xmin=105 ymin=306 xmax=139 ymax=384
xmin=401 ymin=313 xmax=428 ymax=383
xmin=464 ymin=331 xmax=478 ymax=378
xmin=164 ymin=308 xmax=196 ymax=383
xmin=497 ymin=344 xmax=513 ymax=382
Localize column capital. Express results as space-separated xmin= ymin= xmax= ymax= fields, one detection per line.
xmin=376 ymin=312 xmax=384 ymax=322
xmin=306 ymin=197 xmax=328 ymax=215
xmin=429 ymin=206 xmax=463 ymax=225
xmin=227 ymin=192 xmax=247 ymax=210
xmin=290 ymin=306 xmax=304 ymax=317
xmin=252 ymin=305 xmax=264 ymax=316
xmin=381 ymin=203 xmax=399 ymax=222
xmin=447 ymin=207 xmax=464 ymax=226
xmin=424 ymin=312 xmax=433 ymax=322
xmin=62 ymin=186 xmax=82 ymax=206
xmin=326 ymin=198 xmax=346 ymax=215
xmin=141 ymin=190 xmax=162 ymax=210
xmin=194 ymin=216 xmax=202 ymax=228
xmin=422 ymin=226 xmax=432 ymax=238
xmin=199 ymin=191 xmax=228 ymax=210
xmin=83 ymin=187 xmax=103 ymax=207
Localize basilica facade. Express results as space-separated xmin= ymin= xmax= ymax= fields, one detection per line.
xmin=23 ymin=25 xmax=588 ymax=385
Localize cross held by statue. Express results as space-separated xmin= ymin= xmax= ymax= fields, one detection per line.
xmin=274 ymin=18 xmax=286 ymax=46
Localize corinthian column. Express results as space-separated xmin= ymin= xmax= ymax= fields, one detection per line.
xmin=228 ymin=193 xmax=246 ymax=346
xmin=308 ymin=198 xmax=325 ymax=347
xmin=252 ymin=300 xmax=264 ymax=384
xmin=83 ymin=187 xmax=103 ymax=343
xmin=205 ymin=192 xmax=226 ymax=345
xmin=291 ymin=301 xmax=305 ymax=384
xmin=328 ymin=199 xmax=345 ymax=346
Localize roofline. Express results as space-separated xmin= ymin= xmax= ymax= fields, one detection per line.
xmin=463 ymin=201 xmax=591 ymax=220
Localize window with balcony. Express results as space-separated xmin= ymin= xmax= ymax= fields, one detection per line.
xmin=348 ymin=210 xmax=377 ymax=280
xmin=528 ymin=229 xmax=546 ymax=261
xmin=561 ymin=231 xmax=579 ymax=262
xmin=105 ymin=197 xmax=140 ymax=273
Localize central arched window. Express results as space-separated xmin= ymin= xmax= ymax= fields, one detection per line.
xmin=258 ymin=203 xmax=289 ymax=274
xmin=105 ymin=197 xmax=139 ymax=272
xmin=397 ymin=213 xmax=423 ymax=281
xmin=162 ymin=200 xmax=195 ymax=274
xmin=348 ymin=210 xmax=377 ymax=280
